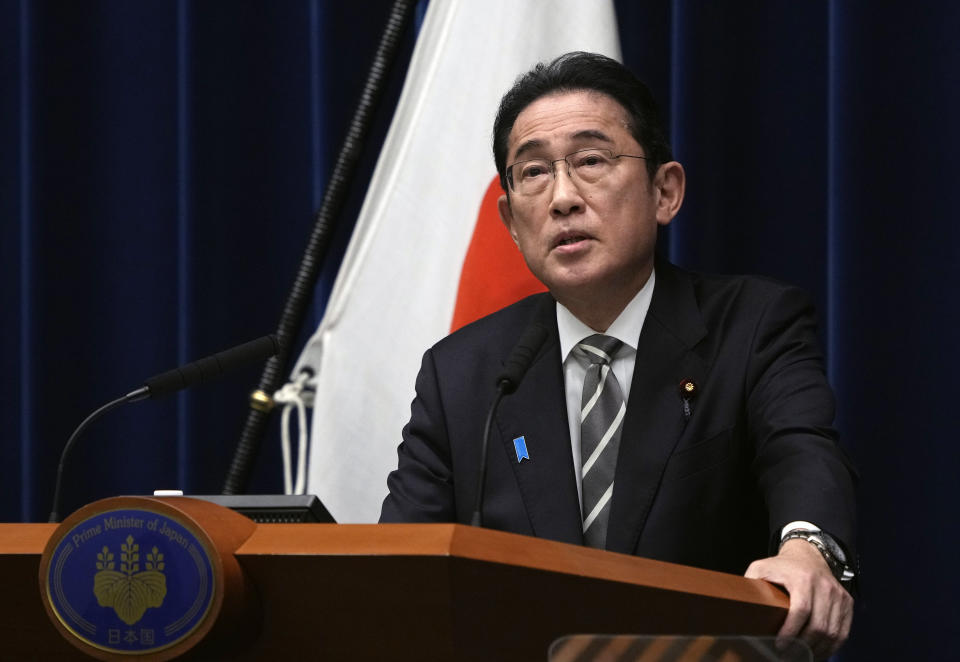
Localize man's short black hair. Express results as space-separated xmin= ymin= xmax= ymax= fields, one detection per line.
xmin=493 ymin=51 xmax=672 ymax=190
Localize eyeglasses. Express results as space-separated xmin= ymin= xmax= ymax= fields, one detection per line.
xmin=505 ymin=148 xmax=648 ymax=195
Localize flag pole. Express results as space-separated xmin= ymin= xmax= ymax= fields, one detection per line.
xmin=222 ymin=0 xmax=419 ymax=495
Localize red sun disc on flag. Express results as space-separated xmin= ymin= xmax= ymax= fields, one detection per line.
xmin=450 ymin=177 xmax=548 ymax=332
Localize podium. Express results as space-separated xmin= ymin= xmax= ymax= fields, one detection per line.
xmin=0 ymin=497 xmax=787 ymax=661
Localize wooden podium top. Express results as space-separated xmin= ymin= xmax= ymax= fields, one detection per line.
xmin=1 ymin=515 xmax=787 ymax=661
xmin=235 ymin=522 xmax=787 ymax=610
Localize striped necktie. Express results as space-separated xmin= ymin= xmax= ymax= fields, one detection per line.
xmin=577 ymin=334 xmax=625 ymax=549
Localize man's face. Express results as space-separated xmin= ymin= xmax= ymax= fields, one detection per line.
xmin=498 ymin=90 xmax=683 ymax=313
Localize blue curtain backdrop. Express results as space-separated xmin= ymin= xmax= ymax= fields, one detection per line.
xmin=2 ymin=1 xmax=957 ymax=659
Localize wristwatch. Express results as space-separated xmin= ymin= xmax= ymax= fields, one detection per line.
xmin=779 ymin=529 xmax=855 ymax=584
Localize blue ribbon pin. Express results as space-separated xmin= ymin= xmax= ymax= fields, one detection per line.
xmin=513 ymin=436 xmax=530 ymax=463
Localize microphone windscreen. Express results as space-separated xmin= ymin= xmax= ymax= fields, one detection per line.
xmin=144 ymin=335 xmax=279 ymax=398
xmin=497 ymin=323 xmax=548 ymax=394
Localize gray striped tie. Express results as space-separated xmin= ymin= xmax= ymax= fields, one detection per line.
xmin=578 ymin=334 xmax=625 ymax=548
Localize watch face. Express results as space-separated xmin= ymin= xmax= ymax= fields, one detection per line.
xmin=809 ymin=536 xmax=843 ymax=580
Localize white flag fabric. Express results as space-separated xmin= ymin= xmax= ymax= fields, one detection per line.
xmin=293 ymin=0 xmax=621 ymax=522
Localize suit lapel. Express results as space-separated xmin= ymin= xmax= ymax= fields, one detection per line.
xmin=495 ymin=296 xmax=583 ymax=546
xmin=606 ymin=261 xmax=711 ymax=554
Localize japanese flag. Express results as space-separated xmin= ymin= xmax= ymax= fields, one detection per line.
xmin=293 ymin=0 xmax=621 ymax=522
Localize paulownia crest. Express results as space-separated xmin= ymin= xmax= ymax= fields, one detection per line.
xmin=93 ymin=535 xmax=167 ymax=625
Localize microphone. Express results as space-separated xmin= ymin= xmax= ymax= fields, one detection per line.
xmin=135 ymin=335 xmax=280 ymax=400
xmin=470 ymin=319 xmax=550 ymax=527
xmin=496 ymin=323 xmax=549 ymax=395
xmin=48 ymin=334 xmax=279 ymax=523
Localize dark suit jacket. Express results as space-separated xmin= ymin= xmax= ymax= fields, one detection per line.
xmin=380 ymin=259 xmax=857 ymax=576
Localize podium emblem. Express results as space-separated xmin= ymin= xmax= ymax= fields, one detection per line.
xmin=45 ymin=507 xmax=215 ymax=655
xmin=93 ymin=534 xmax=167 ymax=625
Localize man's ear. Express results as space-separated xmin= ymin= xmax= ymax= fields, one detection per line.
xmin=654 ymin=161 xmax=686 ymax=226
xmin=497 ymin=193 xmax=520 ymax=247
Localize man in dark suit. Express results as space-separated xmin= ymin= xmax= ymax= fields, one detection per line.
xmin=380 ymin=52 xmax=856 ymax=659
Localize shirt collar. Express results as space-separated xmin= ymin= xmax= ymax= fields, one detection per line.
xmin=556 ymin=268 xmax=656 ymax=362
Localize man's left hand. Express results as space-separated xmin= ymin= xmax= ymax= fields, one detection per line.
xmin=744 ymin=539 xmax=853 ymax=660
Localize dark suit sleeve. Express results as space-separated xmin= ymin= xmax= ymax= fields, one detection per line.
xmin=745 ymin=285 xmax=857 ymax=559
xmin=379 ymin=347 xmax=457 ymax=522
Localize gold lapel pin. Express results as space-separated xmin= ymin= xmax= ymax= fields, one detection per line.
xmin=679 ymin=379 xmax=698 ymax=398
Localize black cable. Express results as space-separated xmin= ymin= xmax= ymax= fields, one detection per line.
xmin=49 ymin=389 xmax=146 ymax=523
xmin=470 ymin=386 xmax=506 ymax=527
xmin=222 ymin=0 xmax=418 ymax=494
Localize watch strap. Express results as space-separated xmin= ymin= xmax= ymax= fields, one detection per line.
xmin=780 ymin=529 xmax=852 ymax=583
